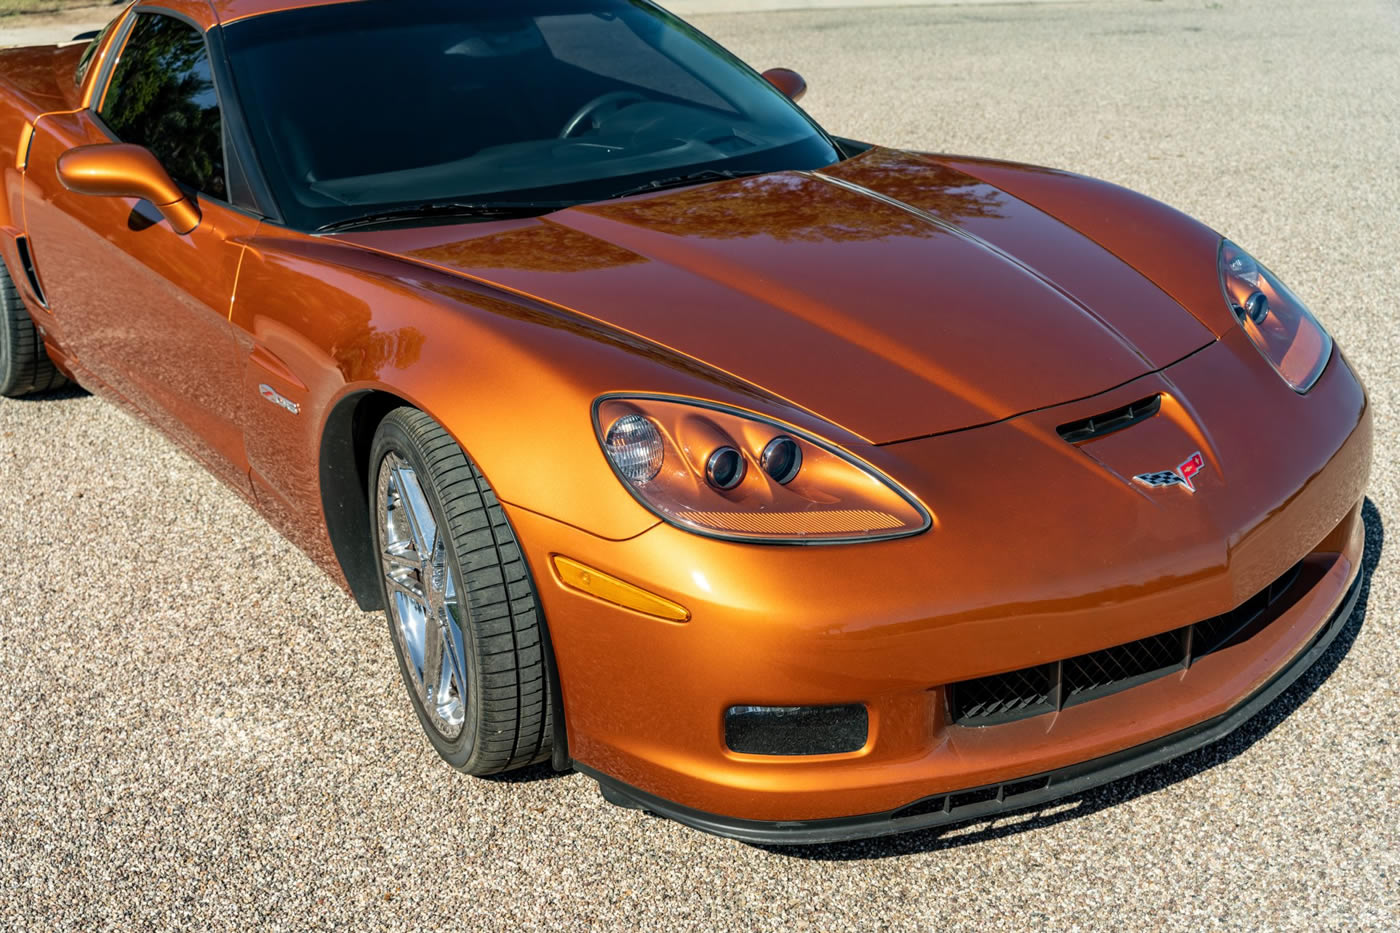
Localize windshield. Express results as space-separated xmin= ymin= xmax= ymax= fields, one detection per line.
xmin=222 ymin=0 xmax=841 ymax=231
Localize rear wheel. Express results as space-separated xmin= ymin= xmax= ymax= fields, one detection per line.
xmin=0 ymin=257 xmax=66 ymax=398
xmin=370 ymin=407 xmax=553 ymax=774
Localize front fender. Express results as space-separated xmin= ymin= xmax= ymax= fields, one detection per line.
xmin=229 ymin=230 xmax=850 ymax=593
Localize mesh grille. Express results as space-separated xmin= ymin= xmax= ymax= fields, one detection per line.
xmin=949 ymin=665 xmax=1054 ymax=722
xmin=950 ymin=561 xmax=1305 ymax=726
xmin=1193 ymin=598 xmax=1262 ymax=657
xmin=1062 ymin=630 xmax=1184 ymax=699
xmin=1193 ymin=563 xmax=1300 ymax=657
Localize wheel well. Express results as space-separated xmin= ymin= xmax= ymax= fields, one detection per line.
xmin=320 ymin=390 xmax=572 ymax=769
xmin=319 ymin=389 xmax=406 ymax=611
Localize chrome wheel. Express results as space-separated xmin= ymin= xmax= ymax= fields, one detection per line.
xmin=377 ymin=451 xmax=469 ymax=740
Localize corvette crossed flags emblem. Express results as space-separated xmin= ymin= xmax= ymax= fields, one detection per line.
xmin=1133 ymin=451 xmax=1206 ymax=494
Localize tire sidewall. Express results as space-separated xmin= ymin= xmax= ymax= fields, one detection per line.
xmin=369 ymin=416 xmax=488 ymax=772
xmin=0 ymin=271 xmax=17 ymax=391
xmin=0 ymin=310 xmax=11 ymax=377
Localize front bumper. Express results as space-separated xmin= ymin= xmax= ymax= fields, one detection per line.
xmin=578 ymin=563 xmax=1361 ymax=844
xmin=505 ymin=334 xmax=1372 ymax=841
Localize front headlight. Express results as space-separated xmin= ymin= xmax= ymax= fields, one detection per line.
xmin=593 ymin=395 xmax=930 ymax=543
xmin=1219 ymin=239 xmax=1333 ymax=392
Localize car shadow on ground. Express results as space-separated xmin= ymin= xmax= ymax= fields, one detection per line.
xmin=5 ymin=383 xmax=89 ymax=402
xmin=759 ymin=498 xmax=1385 ymax=861
xmin=480 ymin=761 xmax=567 ymax=784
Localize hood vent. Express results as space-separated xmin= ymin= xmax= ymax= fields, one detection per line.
xmin=1056 ymin=394 xmax=1161 ymax=444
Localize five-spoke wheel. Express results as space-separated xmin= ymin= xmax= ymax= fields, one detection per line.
xmin=378 ymin=452 xmax=470 ymax=739
xmin=370 ymin=407 xmax=554 ymax=775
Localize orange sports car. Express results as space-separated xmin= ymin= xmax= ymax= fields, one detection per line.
xmin=0 ymin=0 xmax=1370 ymax=844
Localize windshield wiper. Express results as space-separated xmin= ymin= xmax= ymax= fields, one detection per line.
xmin=606 ymin=169 xmax=770 ymax=200
xmin=315 ymin=200 xmax=572 ymax=233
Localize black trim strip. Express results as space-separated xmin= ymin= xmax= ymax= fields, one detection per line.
xmin=581 ymin=569 xmax=1361 ymax=845
xmin=203 ymin=24 xmax=279 ymax=221
xmin=15 ymin=237 xmax=47 ymax=307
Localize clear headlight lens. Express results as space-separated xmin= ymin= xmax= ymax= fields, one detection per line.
xmin=1219 ymin=239 xmax=1332 ymax=392
xmin=594 ymin=396 xmax=930 ymax=543
xmin=603 ymin=413 xmax=664 ymax=485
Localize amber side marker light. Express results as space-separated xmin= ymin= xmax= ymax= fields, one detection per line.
xmin=552 ymin=556 xmax=690 ymax=622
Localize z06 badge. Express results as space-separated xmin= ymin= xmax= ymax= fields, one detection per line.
xmin=1134 ymin=451 xmax=1206 ymax=494
xmin=258 ymin=383 xmax=300 ymax=415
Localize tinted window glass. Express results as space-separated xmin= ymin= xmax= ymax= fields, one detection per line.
xmin=100 ymin=14 xmax=225 ymax=199
xmin=538 ymin=14 xmax=730 ymax=111
xmin=74 ymin=18 xmax=117 ymax=88
xmin=223 ymin=0 xmax=838 ymax=231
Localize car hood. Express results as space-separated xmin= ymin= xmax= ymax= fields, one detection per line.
xmin=343 ymin=147 xmax=1216 ymax=444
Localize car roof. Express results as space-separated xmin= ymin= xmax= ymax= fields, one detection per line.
xmin=128 ymin=0 xmax=360 ymax=31
xmin=211 ymin=0 xmax=358 ymax=27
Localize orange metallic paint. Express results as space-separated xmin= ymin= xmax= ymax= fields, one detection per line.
xmin=760 ymin=67 xmax=807 ymax=103
xmin=938 ymin=155 xmax=1240 ymax=338
xmin=517 ymin=504 xmax=1363 ymax=820
xmin=349 ymin=150 xmax=1221 ymax=444
xmin=503 ymin=336 xmax=1369 ymax=820
xmin=0 ymin=0 xmax=1374 ymax=832
xmin=15 ymin=121 xmax=34 ymax=171
xmin=0 ymin=42 xmax=85 ymax=118
xmin=57 ymin=143 xmax=202 ymax=234
xmin=78 ymin=6 xmax=132 ymax=111
xmin=23 ymin=109 xmax=259 ymax=490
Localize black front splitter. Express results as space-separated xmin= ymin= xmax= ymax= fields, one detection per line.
xmin=580 ymin=571 xmax=1360 ymax=846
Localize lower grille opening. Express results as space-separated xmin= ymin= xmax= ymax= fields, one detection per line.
xmin=948 ymin=787 xmax=999 ymax=810
xmin=1002 ymin=775 xmax=1051 ymax=798
xmin=892 ymin=774 xmax=1055 ymax=823
xmin=949 ymin=560 xmax=1305 ymax=726
xmin=896 ymin=795 xmax=948 ymax=819
xmin=724 ymin=703 xmax=868 ymax=756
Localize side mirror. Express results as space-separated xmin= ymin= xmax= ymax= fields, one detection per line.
xmin=761 ymin=67 xmax=807 ymax=103
xmin=56 ymin=143 xmax=201 ymax=235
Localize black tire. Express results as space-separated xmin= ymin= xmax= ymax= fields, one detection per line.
xmin=369 ymin=407 xmax=553 ymax=775
xmin=0 ymin=256 xmax=67 ymax=398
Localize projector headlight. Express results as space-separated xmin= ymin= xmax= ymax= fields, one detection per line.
xmin=1219 ymin=239 xmax=1333 ymax=392
xmin=593 ymin=395 xmax=930 ymax=543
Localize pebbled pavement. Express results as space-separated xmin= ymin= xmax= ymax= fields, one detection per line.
xmin=1 ymin=0 xmax=1397 ymax=929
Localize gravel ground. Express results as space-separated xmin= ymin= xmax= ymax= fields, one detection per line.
xmin=2 ymin=0 xmax=1398 ymax=929
xmin=0 ymin=4 xmax=108 ymax=48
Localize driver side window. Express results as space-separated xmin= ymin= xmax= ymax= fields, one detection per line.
xmin=98 ymin=13 xmax=226 ymax=200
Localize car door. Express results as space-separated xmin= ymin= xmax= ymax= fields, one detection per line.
xmin=22 ymin=10 xmax=257 ymax=491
